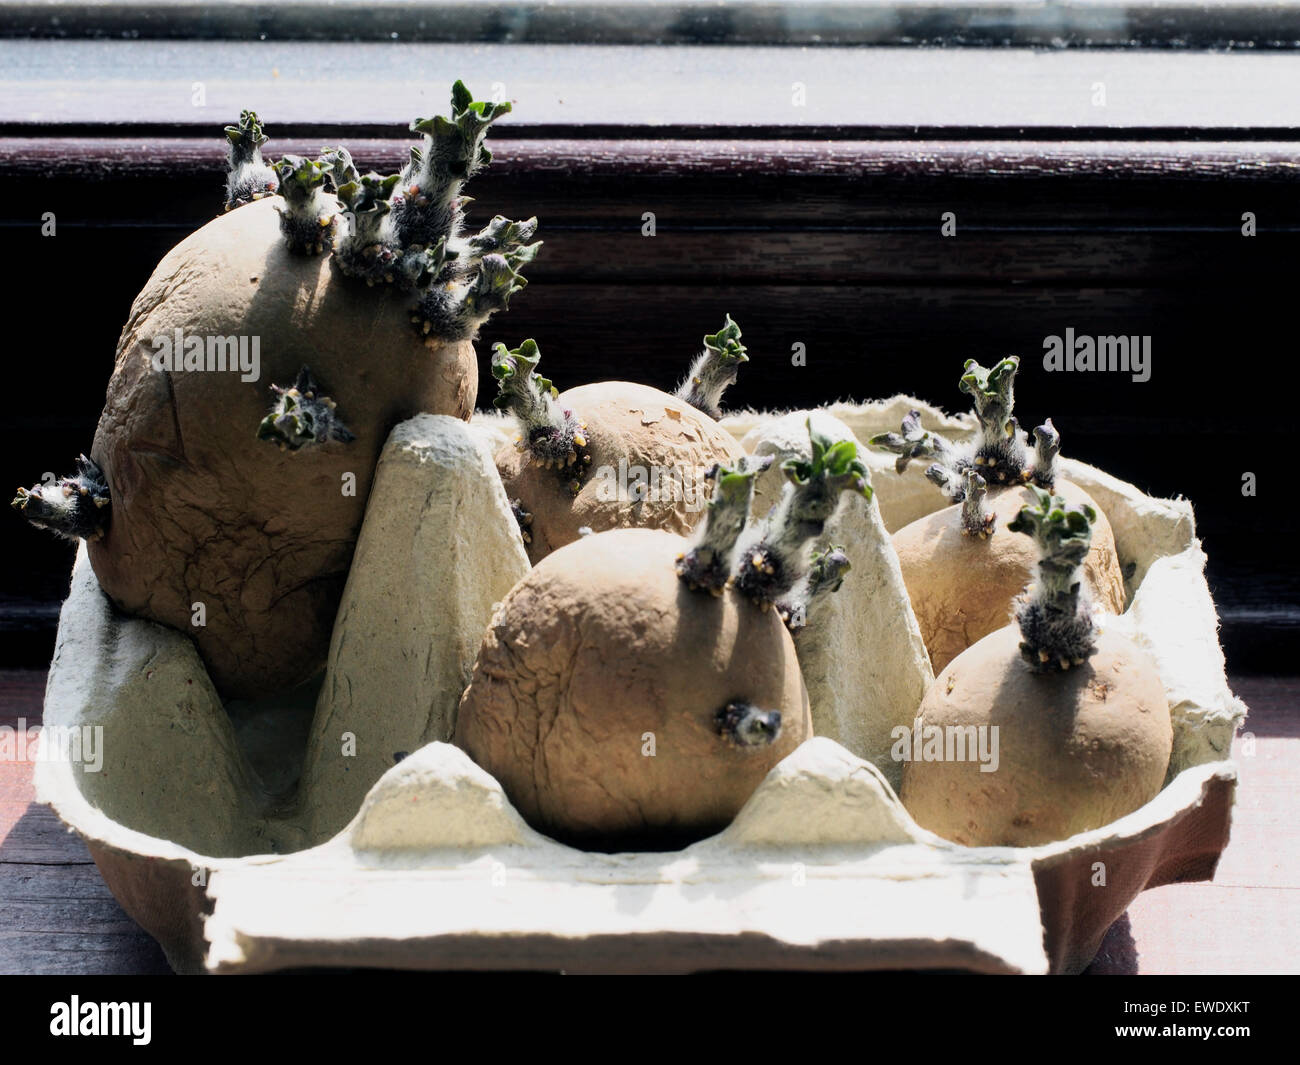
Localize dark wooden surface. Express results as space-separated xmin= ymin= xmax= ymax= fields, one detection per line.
xmin=1 ymin=668 xmax=1294 ymax=975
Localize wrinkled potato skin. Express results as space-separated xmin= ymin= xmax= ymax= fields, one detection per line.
xmin=496 ymin=382 xmax=744 ymax=565
xmin=892 ymin=480 xmax=1126 ymax=675
xmin=455 ymin=528 xmax=812 ymax=847
xmin=88 ymin=197 xmax=476 ymax=698
xmin=900 ymin=625 xmax=1172 ymax=846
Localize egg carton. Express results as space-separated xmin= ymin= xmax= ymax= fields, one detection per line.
xmin=34 ymin=399 xmax=1244 ymax=974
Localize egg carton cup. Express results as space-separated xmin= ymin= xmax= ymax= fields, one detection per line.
xmin=34 ymin=400 xmax=1244 ymax=974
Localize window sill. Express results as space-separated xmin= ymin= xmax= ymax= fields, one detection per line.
xmin=3 ymin=40 xmax=1300 ymax=139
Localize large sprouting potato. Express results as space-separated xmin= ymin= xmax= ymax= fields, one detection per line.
xmin=16 ymin=86 xmax=539 ymax=699
xmin=87 ymin=196 xmax=476 ymax=698
xmin=455 ymin=528 xmax=812 ymax=849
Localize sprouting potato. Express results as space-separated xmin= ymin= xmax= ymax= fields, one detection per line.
xmin=490 ymin=320 xmax=750 ymax=564
xmin=454 ymin=528 xmax=812 ymax=849
xmin=14 ymin=85 xmax=539 ymax=698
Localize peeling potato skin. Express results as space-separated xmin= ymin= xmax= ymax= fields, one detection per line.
xmin=892 ymin=480 xmax=1126 ymax=676
xmin=496 ymin=382 xmax=744 ymax=565
xmin=454 ymin=528 xmax=812 ymax=849
xmin=87 ymin=196 xmax=476 ymax=699
xmin=900 ymin=624 xmax=1172 ymax=847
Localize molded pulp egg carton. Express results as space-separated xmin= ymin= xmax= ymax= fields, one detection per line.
xmin=34 ymin=398 xmax=1244 ymax=974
